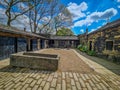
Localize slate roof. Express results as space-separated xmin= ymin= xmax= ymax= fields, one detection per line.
xmin=50 ymin=35 xmax=78 ymax=40
xmin=0 ymin=24 xmax=46 ymax=38
xmin=89 ymin=19 xmax=120 ymax=35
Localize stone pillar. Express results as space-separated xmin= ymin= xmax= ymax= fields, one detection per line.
xmin=72 ymin=41 xmax=74 ymax=48
xmin=67 ymin=40 xmax=69 ymax=48
xmin=37 ymin=39 xmax=40 ymax=50
xmin=27 ymin=38 xmax=31 ymax=51
xmin=44 ymin=40 xmax=48 ymax=48
xmin=55 ymin=40 xmax=58 ymax=48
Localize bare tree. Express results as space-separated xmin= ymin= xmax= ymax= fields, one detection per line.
xmin=0 ymin=0 xmax=34 ymax=26
xmin=53 ymin=8 xmax=73 ymax=34
xmin=28 ymin=0 xmax=62 ymax=33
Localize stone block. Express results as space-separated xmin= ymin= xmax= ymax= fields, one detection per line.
xmin=10 ymin=52 xmax=60 ymax=71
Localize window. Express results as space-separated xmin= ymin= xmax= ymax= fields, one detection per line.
xmin=106 ymin=41 xmax=113 ymax=50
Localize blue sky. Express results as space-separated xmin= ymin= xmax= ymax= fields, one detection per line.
xmin=61 ymin=0 xmax=120 ymax=35
xmin=0 ymin=0 xmax=120 ymax=35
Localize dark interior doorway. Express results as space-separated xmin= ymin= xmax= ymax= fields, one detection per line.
xmin=89 ymin=41 xmax=92 ymax=50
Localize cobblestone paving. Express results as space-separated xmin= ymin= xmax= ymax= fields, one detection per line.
xmin=0 ymin=68 xmax=120 ymax=90
xmin=0 ymin=49 xmax=120 ymax=90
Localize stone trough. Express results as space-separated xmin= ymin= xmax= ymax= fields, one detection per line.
xmin=10 ymin=52 xmax=60 ymax=71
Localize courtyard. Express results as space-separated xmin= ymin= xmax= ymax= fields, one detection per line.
xmin=0 ymin=49 xmax=120 ymax=90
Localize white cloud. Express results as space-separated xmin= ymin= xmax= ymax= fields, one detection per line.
xmin=74 ymin=8 xmax=117 ymax=27
xmin=87 ymin=12 xmax=90 ymax=15
xmin=118 ymin=5 xmax=120 ymax=8
xmin=0 ymin=8 xmax=31 ymax=31
xmin=90 ymin=8 xmax=117 ymax=20
xmin=80 ymin=29 xmax=84 ymax=33
xmin=90 ymin=29 xmax=96 ymax=33
xmin=67 ymin=2 xmax=88 ymax=20
xmin=117 ymin=0 xmax=120 ymax=2
xmin=89 ymin=26 xmax=102 ymax=33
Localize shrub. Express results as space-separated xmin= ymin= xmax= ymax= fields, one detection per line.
xmin=77 ymin=44 xmax=83 ymax=49
xmin=80 ymin=45 xmax=88 ymax=52
xmin=87 ymin=50 xmax=96 ymax=56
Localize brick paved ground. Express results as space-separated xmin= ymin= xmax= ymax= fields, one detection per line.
xmin=0 ymin=49 xmax=120 ymax=90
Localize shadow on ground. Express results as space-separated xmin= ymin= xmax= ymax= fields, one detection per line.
xmin=0 ymin=65 xmax=55 ymax=74
xmin=76 ymin=49 xmax=120 ymax=75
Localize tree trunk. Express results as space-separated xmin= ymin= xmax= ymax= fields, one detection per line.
xmin=7 ymin=20 xmax=11 ymax=26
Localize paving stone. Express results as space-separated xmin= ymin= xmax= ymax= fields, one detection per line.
xmin=71 ymin=79 xmax=75 ymax=86
xmin=14 ymin=82 xmax=21 ymax=89
xmin=37 ymin=86 xmax=42 ymax=90
xmin=26 ymin=87 xmax=32 ymax=90
xmin=73 ymin=73 xmax=79 ymax=81
xmin=62 ymin=80 xmax=66 ymax=90
xmin=88 ymin=80 xmax=95 ymax=87
xmin=20 ymin=74 xmax=29 ymax=82
xmin=4 ymin=83 xmax=14 ymax=90
xmin=26 ymin=78 xmax=33 ymax=84
xmin=84 ymin=74 xmax=90 ymax=80
xmin=86 ymin=83 xmax=92 ymax=90
xmin=56 ymin=84 xmax=61 ymax=90
xmin=96 ymin=83 xmax=102 ymax=90
xmin=36 ymin=78 xmax=43 ymax=85
xmin=47 ymin=75 xmax=54 ymax=82
xmin=43 ymin=82 xmax=50 ymax=90
xmin=32 ymin=85 xmax=39 ymax=90
xmin=72 ymin=86 xmax=77 ymax=90
xmin=50 ymin=88 xmax=55 ymax=90
xmin=79 ymin=78 xmax=86 ymax=88
xmin=76 ymin=82 xmax=82 ymax=90
xmin=21 ymin=84 xmax=29 ymax=90
xmin=66 ymin=83 xmax=71 ymax=89
xmin=57 ymin=77 xmax=62 ymax=84
xmin=30 ymin=80 xmax=37 ymax=87
xmin=99 ymin=83 xmax=108 ymax=90
xmin=51 ymin=78 xmax=57 ymax=87
xmin=80 ymin=74 xmax=86 ymax=81
xmin=35 ymin=75 xmax=41 ymax=80
xmin=54 ymin=72 xmax=58 ymax=78
xmin=16 ymin=85 xmax=22 ymax=90
xmin=40 ymin=81 xmax=46 ymax=87
xmin=69 ymin=72 xmax=73 ymax=78
xmin=62 ymin=72 xmax=66 ymax=79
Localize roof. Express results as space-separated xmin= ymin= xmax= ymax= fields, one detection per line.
xmin=89 ymin=19 xmax=120 ymax=35
xmin=0 ymin=24 xmax=46 ymax=39
xmin=50 ymin=35 xmax=78 ymax=40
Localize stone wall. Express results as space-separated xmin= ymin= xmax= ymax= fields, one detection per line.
xmin=0 ymin=36 xmax=42 ymax=60
xmin=10 ymin=52 xmax=59 ymax=71
xmin=32 ymin=39 xmax=38 ymax=51
xmin=17 ymin=38 xmax=27 ymax=52
xmin=87 ymin=26 xmax=120 ymax=54
xmin=0 ymin=36 xmax=15 ymax=60
xmin=86 ymin=26 xmax=120 ymax=63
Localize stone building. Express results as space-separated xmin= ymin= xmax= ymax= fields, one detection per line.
xmin=48 ymin=35 xmax=79 ymax=48
xmin=0 ymin=24 xmax=46 ymax=60
xmin=79 ymin=19 xmax=120 ymax=61
xmin=0 ymin=24 xmax=79 ymax=60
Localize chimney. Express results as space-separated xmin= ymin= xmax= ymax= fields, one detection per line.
xmin=24 ymin=27 xmax=26 ymax=32
xmin=86 ymin=28 xmax=88 ymax=35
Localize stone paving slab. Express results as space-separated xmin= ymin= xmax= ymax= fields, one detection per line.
xmin=0 ymin=68 xmax=120 ymax=90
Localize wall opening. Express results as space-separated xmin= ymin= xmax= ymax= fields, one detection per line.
xmin=106 ymin=41 xmax=113 ymax=51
